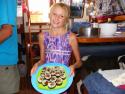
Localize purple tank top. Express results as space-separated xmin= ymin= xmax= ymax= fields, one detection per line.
xmin=43 ymin=31 xmax=72 ymax=66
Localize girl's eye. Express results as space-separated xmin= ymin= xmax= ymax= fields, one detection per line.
xmin=52 ymin=13 xmax=65 ymax=19
xmin=58 ymin=15 xmax=64 ymax=19
xmin=53 ymin=13 xmax=56 ymax=16
xmin=60 ymin=16 xmax=64 ymax=18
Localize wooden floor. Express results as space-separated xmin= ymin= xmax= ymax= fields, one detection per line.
xmin=18 ymin=76 xmax=88 ymax=94
xmin=18 ymin=77 xmax=40 ymax=94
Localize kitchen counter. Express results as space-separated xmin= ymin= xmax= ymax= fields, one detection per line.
xmin=77 ymin=32 xmax=125 ymax=57
xmin=77 ymin=32 xmax=125 ymax=43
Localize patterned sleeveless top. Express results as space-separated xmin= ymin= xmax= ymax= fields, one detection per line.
xmin=43 ymin=31 xmax=72 ymax=66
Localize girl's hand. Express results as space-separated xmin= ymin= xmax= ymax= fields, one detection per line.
xmin=30 ymin=61 xmax=41 ymax=76
xmin=69 ymin=65 xmax=75 ymax=76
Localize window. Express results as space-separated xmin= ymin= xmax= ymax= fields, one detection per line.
xmin=28 ymin=0 xmax=50 ymax=23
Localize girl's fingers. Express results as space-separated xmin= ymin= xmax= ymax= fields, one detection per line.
xmin=69 ymin=68 xmax=75 ymax=76
xmin=30 ymin=65 xmax=37 ymax=76
xmin=30 ymin=68 xmax=35 ymax=76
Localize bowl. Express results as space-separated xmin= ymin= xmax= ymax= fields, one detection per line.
xmin=99 ymin=23 xmax=117 ymax=36
xmin=78 ymin=27 xmax=100 ymax=37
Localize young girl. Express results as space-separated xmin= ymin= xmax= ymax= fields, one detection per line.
xmin=31 ymin=2 xmax=82 ymax=93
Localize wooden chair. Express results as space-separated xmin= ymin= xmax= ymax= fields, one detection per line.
xmin=80 ymin=84 xmax=88 ymax=94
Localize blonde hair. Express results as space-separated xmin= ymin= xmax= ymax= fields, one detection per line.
xmin=50 ymin=3 xmax=70 ymax=19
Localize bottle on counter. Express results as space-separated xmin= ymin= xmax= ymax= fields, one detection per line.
xmin=107 ymin=18 xmax=112 ymax=23
xmin=91 ymin=16 xmax=99 ymax=28
xmin=91 ymin=16 xmax=100 ymax=36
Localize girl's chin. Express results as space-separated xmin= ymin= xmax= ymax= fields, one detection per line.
xmin=52 ymin=25 xmax=60 ymax=28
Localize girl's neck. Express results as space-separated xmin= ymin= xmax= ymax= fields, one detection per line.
xmin=50 ymin=27 xmax=67 ymax=36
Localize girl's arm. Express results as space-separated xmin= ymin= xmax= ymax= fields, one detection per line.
xmin=30 ymin=32 xmax=45 ymax=75
xmin=38 ymin=32 xmax=45 ymax=65
xmin=69 ymin=32 xmax=82 ymax=70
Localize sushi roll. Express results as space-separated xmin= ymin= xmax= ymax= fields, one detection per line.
xmin=54 ymin=66 xmax=60 ymax=71
xmin=44 ymin=72 xmax=51 ymax=80
xmin=42 ymin=67 xmax=47 ymax=72
xmin=37 ymin=76 xmax=43 ymax=84
xmin=48 ymin=81 xmax=56 ymax=89
xmin=41 ymin=79 xmax=49 ymax=86
xmin=56 ymin=77 xmax=63 ymax=86
xmin=46 ymin=67 xmax=51 ymax=72
xmin=50 ymin=76 xmax=57 ymax=82
xmin=60 ymin=68 xmax=65 ymax=74
xmin=40 ymin=72 xmax=45 ymax=79
xmin=51 ymin=70 xmax=56 ymax=76
xmin=55 ymin=71 xmax=61 ymax=77
xmin=61 ymin=73 xmax=66 ymax=80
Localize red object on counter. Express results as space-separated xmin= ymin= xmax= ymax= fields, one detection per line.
xmin=118 ymin=85 xmax=125 ymax=90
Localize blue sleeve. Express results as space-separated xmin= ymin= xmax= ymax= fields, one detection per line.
xmin=0 ymin=0 xmax=17 ymax=26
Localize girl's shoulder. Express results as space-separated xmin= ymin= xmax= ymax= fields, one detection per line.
xmin=39 ymin=31 xmax=49 ymax=36
xmin=38 ymin=31 xmax=49 ymax=40
xmin=69 ymin=32 xmax=77 ymax=39
xmin=39 ymin=32 xmax=44 ymax=37
xmin=68 ymin=32 xmax=77 ymax=44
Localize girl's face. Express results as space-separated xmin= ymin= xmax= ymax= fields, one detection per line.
xmin=49 ymin=6 xmax=68 ymax=29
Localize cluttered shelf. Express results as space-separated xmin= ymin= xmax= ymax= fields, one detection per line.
xmin=97 ymin=15 xmax=125 ymax=23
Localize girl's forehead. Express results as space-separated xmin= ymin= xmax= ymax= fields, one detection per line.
xmin=51 ymin=6 xmax=64 ymax=12
xmin=51 ymin=6 xmax=68 ymax=16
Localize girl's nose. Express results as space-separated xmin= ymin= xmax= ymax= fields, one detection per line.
xmin=55 ymin=15 xmax=60 ymax=20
